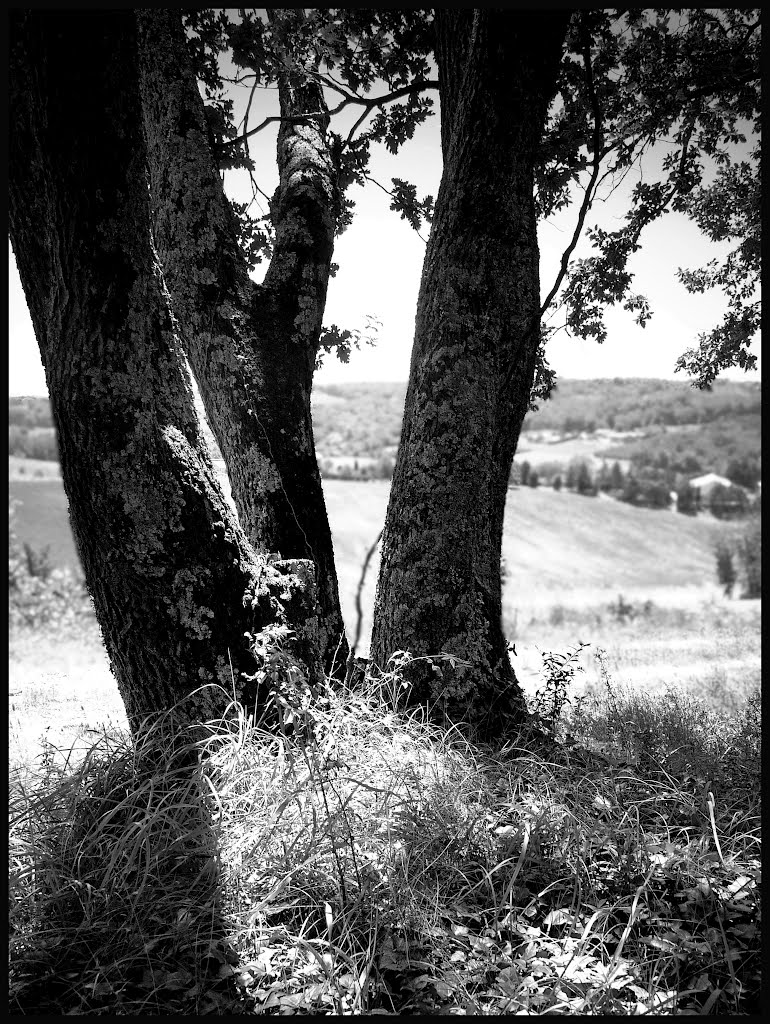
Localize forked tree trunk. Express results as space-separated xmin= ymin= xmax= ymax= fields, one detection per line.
xmin=136 ymin=10 xmax=348 ymax=675
xmin=371 ymin=11 xmax=570 ymax=738
xmin=9 ymin=11 xmax=321 ymax=733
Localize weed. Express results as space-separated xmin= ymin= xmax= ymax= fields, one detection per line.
xmin=527 ymin=643 xmax=589 ymax=740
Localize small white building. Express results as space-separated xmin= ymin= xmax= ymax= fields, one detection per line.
xmin=688 ymin=473 xmax=733 ymax=503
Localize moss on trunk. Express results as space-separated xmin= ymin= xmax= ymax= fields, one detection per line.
xmin=371 ymin=11 xmax=570 ymax=739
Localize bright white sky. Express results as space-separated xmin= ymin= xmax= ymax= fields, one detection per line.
xmin=8 ymin=20 xmax=761 ymax=396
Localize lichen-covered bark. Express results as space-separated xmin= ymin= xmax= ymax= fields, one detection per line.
xmin=370 ymin=11 xmax=570 ymax=738
xmin=136 ymin=9 xmax=347 ymax=675
xmin=9 ymin=10 xmax=321 ymax=734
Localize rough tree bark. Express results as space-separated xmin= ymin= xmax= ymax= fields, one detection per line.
xmin=136 ymin=9 xmax=348 ymax=675
xmin=371 ymin=10 xmax=570 ymax=738
xmin=9 ymin=10 xmax=321 ymax=734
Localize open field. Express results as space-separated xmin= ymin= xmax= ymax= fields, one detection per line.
xmin=9 ymin=474 xmax=759 ymax=767
xmin=515 ymin=429 xmax=636 ymax=471
xmin=8 ymin=455 xmax=61 ymax=480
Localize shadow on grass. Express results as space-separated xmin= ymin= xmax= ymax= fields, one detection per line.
xmin=9 ymin=703 xmax=244 ymax=1015
xmin=8 ymin=665 xmax=762 ymax=1016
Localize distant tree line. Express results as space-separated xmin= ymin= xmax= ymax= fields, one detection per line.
xmin=318 ymin=455 xmax=395 ymax=481
xmin=10 ymin=393 xmax=759 ymax=509
xmin=9 ymin=425 xmax=59 ymax=461
xmin=601 ymin=420 xmax=761 ymax=489
xmin=8 ymin=397 xmax=54 ymax=428
xmin=520 ymin=379 xmax=761 ymax=435
xmin=510 ymin=456 xmax=757 ymax=518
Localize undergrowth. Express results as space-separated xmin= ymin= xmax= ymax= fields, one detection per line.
xmin=9 ymin=649 xmax=761 ymax=1015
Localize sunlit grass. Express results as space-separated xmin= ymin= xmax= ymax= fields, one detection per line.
xmin=9 ymin=654 xmax=761 ymax=1015
xmin=507 ymin=596 xmax=760 ymax=711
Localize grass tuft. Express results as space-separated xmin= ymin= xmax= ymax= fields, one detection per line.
xmin=9 ymin=658 xmax=761 ymax=1015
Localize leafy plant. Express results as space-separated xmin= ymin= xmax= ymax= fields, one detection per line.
xmin=528 ymin=643 xmax=589 ymax=740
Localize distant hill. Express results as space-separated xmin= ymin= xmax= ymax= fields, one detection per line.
xmin=10 ymin=377 xmax=761 ymax=480
xmin=521 ymin=377 xmax=761 ymax=434
xmin=312 ymin=382 xmax=407 ymax=457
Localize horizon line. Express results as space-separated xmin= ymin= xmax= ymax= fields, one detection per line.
xmin=9 ymin=371 xmax=762 ymax=400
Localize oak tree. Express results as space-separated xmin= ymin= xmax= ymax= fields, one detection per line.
xmin=9 ymin=9 xmax=760 ymax=739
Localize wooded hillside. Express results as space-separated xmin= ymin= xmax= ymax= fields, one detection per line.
xmin=10 ymin=377 xmax=761 ymax=478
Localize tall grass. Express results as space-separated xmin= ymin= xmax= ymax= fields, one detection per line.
xmin=9 ymin=652 xmax=760 ymax=1015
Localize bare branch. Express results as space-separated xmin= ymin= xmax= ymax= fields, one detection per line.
xmin=540 ymin=16 xmax=607 ymax=319
xmin=346 ymin=528 xmax=383 ymax=678
xmin=344 ymin=105 xmax=372 ymax=148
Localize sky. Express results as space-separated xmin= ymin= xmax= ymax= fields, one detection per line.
xmin=8 ymin=19 xmax=761 ymax=397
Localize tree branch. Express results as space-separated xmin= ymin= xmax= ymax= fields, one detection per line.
xmin=540 ymin=16 xmax=607 ymax=319
xmin=350 ymin=528 xmax=382 ymax=660
xmin=220 ymin=79 xmax=438 ymax=150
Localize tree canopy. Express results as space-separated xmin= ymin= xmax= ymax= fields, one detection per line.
xmin=182 ymin=8 xmax=760 ymax=395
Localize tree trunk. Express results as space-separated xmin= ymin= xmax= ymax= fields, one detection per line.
xmin=9 ymin=10 xmax=321 ymax=735
xmin=370 ymin=11 xmax=570 ymax=738
xmin=136 ymin=10 xmax=348 ymax=675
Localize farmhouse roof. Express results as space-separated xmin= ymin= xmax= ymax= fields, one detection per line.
xmin=689 ymin=473 xmax=733 ymax=489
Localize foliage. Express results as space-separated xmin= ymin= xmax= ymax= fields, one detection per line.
xmin=574 ymin=460 xmax=595 ymax=496
xmin=9 ymin=655 xmax=761 ymax=1015
xmin=8 ymin=397 xmax=54 ymax=428
xmin=676 ymin=482 xmax=698 ymax=515
xmin=183 ymin=9 xmax=436 ymax=255
xmin=736 ymin=512 xmax=761 ymax=598
xmin=180 ymin=8 xmax=760 ymax=396
xmin=316 ymin=316 xmax=381 ymax=371
xmin=725 ymin=454 xmax=761 ymax=490
xmin=527 ymin=643 xmax=588 ymax=740
xmin=715 ymin=511 xmax=761 ymax=599
xmin=8 ymin=425 xmax=59 ymax=461
xmin=604 ymin=412 xmax=760 ymax=487
xmin=522 ymin=377 xmax=760 ymax=435
xmin=545 ymin=10 xmax=760 ymax=388
xmin=709 ymin=482 xmax=749 ymax=520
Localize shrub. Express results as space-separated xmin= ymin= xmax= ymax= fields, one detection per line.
xmin=9 ymin=501 xmax=93 ymax=634
xmin=737 ymin=514 xmax=761 ymax=598
xmin=712 ymin=515 xmax=760 ymax=599
xmin=710 ymin=483 xmax=749 ymax=519
xmin=609 ymin=461 xmax=625 ymax=491
xmin=676 ymin=483 xmax=698 ymax=515
xmin=725 ymin=456 xmax=760 ymax=491
xmin=575 ymin=461 xmax=595 ymax=495
xmin=636 ymin=478 xmax=672 ymax=509
xmin=714 ymin=540 xmax=737 ymax=597
xmin=608 ymin=594 xmax=635 ymax=621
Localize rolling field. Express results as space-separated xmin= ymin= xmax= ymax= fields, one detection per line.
xmin=9 ymin=471 xmax=759 ymax=765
